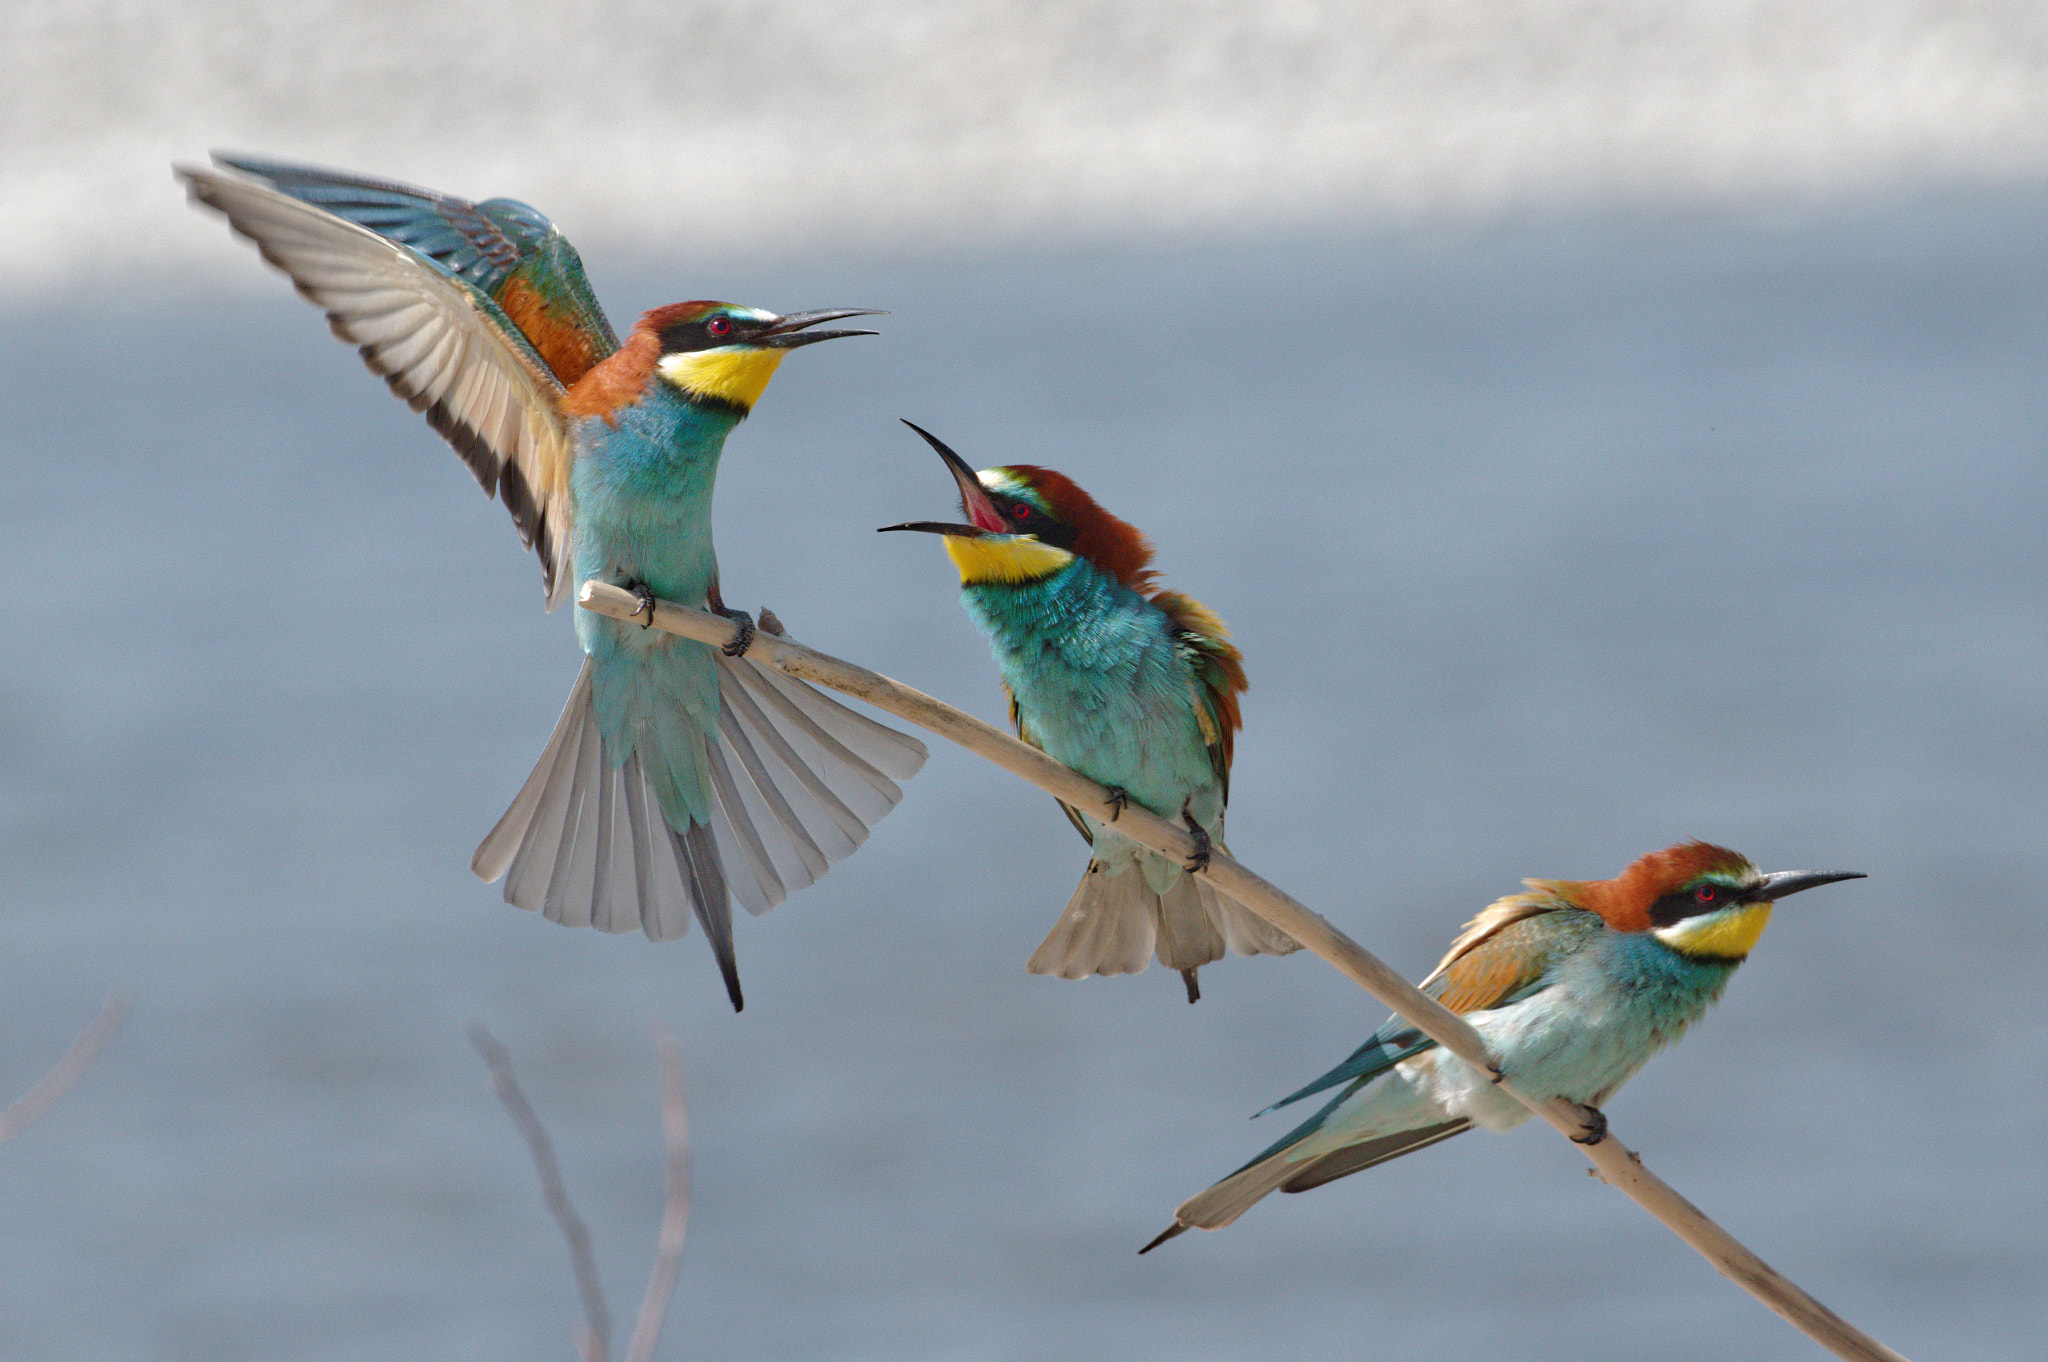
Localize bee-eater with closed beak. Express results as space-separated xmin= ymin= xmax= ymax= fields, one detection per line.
xmin=882 ymin=421 xmax=1298 ymax=1002
xmin=180 ymin=154 xmax=926 ymax=1011
xmin=1140 ymin=841 xmax=1863 ymax=1249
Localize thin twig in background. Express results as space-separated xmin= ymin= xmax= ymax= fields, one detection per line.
xmin=579 ymin=580 xmax=1911 ymax=1362
xmin=624 ymin=1033 xmax=691 ymax=1362
xmin=467 ymin=1024 xmax=611 ymax=1362
xmin=0 ymin=996 xmax=130 ymax=1145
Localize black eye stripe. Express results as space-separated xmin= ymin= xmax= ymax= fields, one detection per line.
xmin=1649 ymin=882 xmax=1746 ymax=927
xmin=659 ymin=315 xmax=752 ymax=353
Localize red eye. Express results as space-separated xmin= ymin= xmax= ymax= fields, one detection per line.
xmin=1694 ymin=885 xmax=1720 ymax=905
xmin=1009 ymin=503 xmax=1031 ymax=521
xmin=706 ymin=316 xmax=733 ymax=338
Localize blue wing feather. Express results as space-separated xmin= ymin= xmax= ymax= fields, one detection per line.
xmin=212 ymin=154 xmax=619 ymax=381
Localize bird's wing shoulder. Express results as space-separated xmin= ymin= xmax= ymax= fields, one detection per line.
xmin=181 ymin=161 xmax=579 ymax=608
xmin=1254 ymin=894 xmax=1569 ymax=1120
xmin=210 ymin=154 xmax=619 ymax=385
xmin=1419 ymin=892 xmax=1570 ymax=1014
xmin=1152 ymin=589 xmax=1247 ymax=799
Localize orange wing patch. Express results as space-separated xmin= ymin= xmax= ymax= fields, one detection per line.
xmin=498 ymin=274 xmax=608 ymax=386
xmin=1421 ymin=893 xmax=1562 ymax=1012
xmin=561 ymin=327 xmax=660 ymax=423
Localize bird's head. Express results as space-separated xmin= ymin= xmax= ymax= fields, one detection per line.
xmin=1542 ymin=841 xmax=1864 ymax=964
xmin=647 ymin=302 xmax=879 ymax=415
xmin=879 ymin=420 xmax=1156 ymax=588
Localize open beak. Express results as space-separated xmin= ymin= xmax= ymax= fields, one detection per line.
xmin=1743 ymin=869 xmax=1867 ymax=903
xmin=756 ymin=308 xmax=884 ymax=349
xmin=878 ymin=420 xmax=1008 ymax=537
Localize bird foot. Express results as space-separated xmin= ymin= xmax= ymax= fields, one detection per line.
xmin=1181 ymin=812 xmax=1212 ymax=875
xmin=1487 ymin=1061 xmax=1507 ymax=1085
xmin=1180 ymin=968 xmax=1201 ymax=1004
xmin=713 ymin=605 xmax=756 ymax=657
xmin=1103 ymin=786 xmax=1129 ymax=822
xmin=627 ymin=581 xmax=658 ymax=630
xmin=1570 ymin=1104 xmax=1609 ymax=1146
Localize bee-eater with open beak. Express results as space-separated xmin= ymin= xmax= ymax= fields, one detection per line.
xmin=882 ymin=421 xmax=1298 ymax=1002
xmin=1139 ymin=841 xmax=1862 ymax=1249
xmin=180 ymin=154 xmax=927 ymax=1011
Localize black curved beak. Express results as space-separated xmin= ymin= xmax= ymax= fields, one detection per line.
xmin=878 ymin=420 xmax=1006 ymax=536
xmin=878 ymin=519 xmax=986 ymax=537
xmin=758 ymin=308 xmax=884 ymax=349
xmin=1743 ymin=870 xmax=1866 ymax=903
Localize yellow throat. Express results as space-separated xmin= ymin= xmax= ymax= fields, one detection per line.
xmin=657 ymin=347 xmax=787 ymax=411
xmin=943 ymin=534 xmax=1075 ymax=585
xmin=1654 ymin=901 xmax=1773 ymax=961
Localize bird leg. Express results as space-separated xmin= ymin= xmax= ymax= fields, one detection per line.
xmin=1570 ymin=1104 xmax=1609 ymax=1146
xmin=712 ymin=608 xmax=755 ymax=656
xmin=704 ymin=581 xmax=755 ymax=657
xmin=1179 ymin=968 xmax=1202 ymax=1004
xmin=1180 ymin=806 xmax=1212 ymax=874
xmin=624 ymin=579 xmax=658 ymax=630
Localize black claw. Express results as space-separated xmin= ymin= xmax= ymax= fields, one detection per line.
xmin=1104 ymin=787 xmax=1129 ymax=822
xmin=628 ymin=581 xmax=658 ymax=629
xmin=713 ymin=605 xmax=755 ymax=657
xmin=1488 ymin=1063 xmax=1508 ymax=1085
xmin=1180 ymin=968 xmax=1201 ymax=1004
xmin=1571 ymin=1105 xmax=1609 ymax=1146
xmin=1181 ymin=814 xmax=1213 ymax=875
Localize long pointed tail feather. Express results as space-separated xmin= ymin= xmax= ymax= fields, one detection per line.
xmin=1140 ymin=1151 xmax=1302 ymax=1252
xmin=1140 ymin=1118 xmax=1475 ymax=1252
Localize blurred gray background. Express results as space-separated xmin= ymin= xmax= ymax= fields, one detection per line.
xmin=2 ymin=3 xmax=2043 ymax=1359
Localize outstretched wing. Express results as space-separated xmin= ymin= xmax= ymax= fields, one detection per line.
xmin=181 ymin=161 xmax=578 ymax=607
xmin=1153 ymin=589 xmax=1246 ymax=804
xmin=210 ymin=154 xmax=619 ymax=388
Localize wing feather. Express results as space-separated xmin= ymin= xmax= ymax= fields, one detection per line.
xmin=179 ymin=164 xmax=578 ymax=608
xmin=1152 ymin=589 xmax=1246 ymax=798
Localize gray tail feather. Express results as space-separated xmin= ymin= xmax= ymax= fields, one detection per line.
xmin=1028 ymin=854 xmax=1298 ymax=990
xmin=1026 ymin=859 xmax=1160 ymax=979
xmin=472 ymin=657 xmax=928 ymax=1012
xmin=1155 ymin=873 xmax=1226 ymax=973
xmin=1141 ymin=1119 xmax=1476 ymax=1252
xmin=1205 ymin=876 xmax=1304 ymax=958
xmin=1150 ymin=1149 xmax=1304 ymax=1245
xmin=704 ymin=652 xmax=927 ymax=916
xmin=1280 ymin=1119 xmax=1474 ymax=1192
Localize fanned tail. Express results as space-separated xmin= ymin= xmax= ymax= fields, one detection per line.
xmin=1204 ymin=875 xmax=1303 ymax=958
xmin=703 ymin=651 xmax=929 ymax=916
xmin=1026 ymin=858 xmax=1161 ymax=981
xmin=472 ymin=658 xmax=928 ymax=1011
xmin=1027 ymin=849 xmax=1299 ymax=998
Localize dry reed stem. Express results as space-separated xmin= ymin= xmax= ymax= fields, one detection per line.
xmin=577 ymin=581 xmax=1910 ymax=1362
xmin=468 ymin=1025 xmax=610 ymax=1362
xmin=0 ymin=997 xmax=130 ymax=1145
